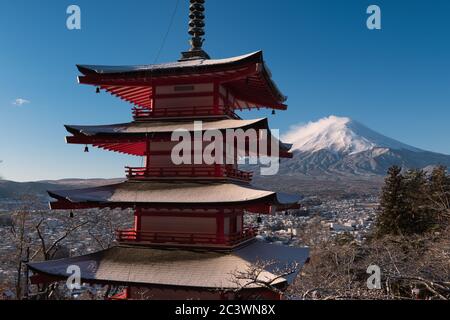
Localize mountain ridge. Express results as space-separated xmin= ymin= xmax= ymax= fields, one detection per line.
xmin=283 ymin=116 xmax=422 ymax=155
xmin=279 ymin=116 xmax=450 ymax=177
xmin=0 ymin=178 xmax=123 ymax=210
xmin=1 ymin=116 xmax=449 ymax=206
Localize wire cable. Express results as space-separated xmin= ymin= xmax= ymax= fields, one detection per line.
xmin=153 ymin=0 xmax=181 ymax=64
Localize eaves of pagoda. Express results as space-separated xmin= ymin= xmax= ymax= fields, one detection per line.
xmin=63 ymin=118 xmax=294 ymax=158
xmin=47 ymin=180 xmax=302 ymax=212
xmin=77 ymin=51 xmax=287 ymax=111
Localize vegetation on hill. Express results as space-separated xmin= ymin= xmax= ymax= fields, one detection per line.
xmin=293 ymin=166 xmax=450 ymax=300
xmin=376 ymin=165 xmax=449 ymax=236
xmin=1 ymin=166 xmax=449 ymax=300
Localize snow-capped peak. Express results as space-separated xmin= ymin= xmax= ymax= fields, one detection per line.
xmin=282 ymin=116 xmax=421 ymax=155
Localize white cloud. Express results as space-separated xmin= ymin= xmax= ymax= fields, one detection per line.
xmin=12 ymin=98 xmax=30 ymax=106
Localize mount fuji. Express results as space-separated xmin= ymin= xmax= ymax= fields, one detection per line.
xmin=278 ymin=116 xmax=450 ymax=177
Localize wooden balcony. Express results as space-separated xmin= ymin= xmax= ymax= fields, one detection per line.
xmin=225 ymin=168 xmax=253 ymax=181
xmin=115 ymin=227 xmax=258 ymax=248
xmin=125 ymin=166 xmax=253 ymax=182
xmin=132 ymin=105 xmax=240 ymax=120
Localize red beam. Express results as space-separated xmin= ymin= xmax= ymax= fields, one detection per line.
xmin=77 ymin=65 xmax=258 ymax=88
xmin=66 ymin=136 xmax=147 ymax=144
xmin=154 ymin=91 xmax=214 ymax=99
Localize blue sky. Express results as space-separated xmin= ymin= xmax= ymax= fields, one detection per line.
xmin=0 ymin=0 xmax=449 ymax=181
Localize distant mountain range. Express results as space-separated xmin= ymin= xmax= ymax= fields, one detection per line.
xmin=251 ymin=116 xmax=450 ymax=198
xmin=278 ymin=116 xmax=450 ymax=177
xmin=0 ymin=179 xmax=123 ymax=210
xmin=1 ymin=116 xmax=449 ymax=207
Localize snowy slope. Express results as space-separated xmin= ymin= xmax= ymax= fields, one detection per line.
xmin=282 ymin=116 xmax=421 ymax=155
xmin=278 ymin=116 xmax=450 ymax=176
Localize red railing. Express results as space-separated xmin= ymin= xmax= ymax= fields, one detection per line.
xmin=226 ymin=168 xmax=253 ymax=181
xmin=125 ymin=166 xmax=218 ymax=179
xmin=132 ymin=105 xmax=240 ymax=120
xmin=115 ymin=227 xmax=258 ymax=247
xmin=125 ymin=166 xmax=253 ymax=181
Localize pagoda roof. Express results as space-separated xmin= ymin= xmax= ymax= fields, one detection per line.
xmin=48 ymin=180 xmax=301 ymax=211
xmin=77 ymin=51 xmax=287 ymax=110
xmin=28 ymin=242 xmax=309 ymax=289
xmin=64 ymin=118 xmax=293 ymax=157
xmin=78 ymin=51 xmax=264 ymax=76
xmin=65 ymin=118 xmax=269 ymax=136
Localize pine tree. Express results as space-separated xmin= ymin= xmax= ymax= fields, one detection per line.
xmin=377 ymin=166 xmax=450 ymax=237
xmin=376 ymin=166 xmax=408 ymax=236
xmin=428 ymin=166 xmax=450 ymax=225
xmin=403 ymin=169 xmax=432 ymax=233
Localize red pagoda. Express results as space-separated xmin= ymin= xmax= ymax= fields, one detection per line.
xmin=28 ymin=0 xmax=309 ymax=300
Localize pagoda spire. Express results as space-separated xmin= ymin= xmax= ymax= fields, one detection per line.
xmin=180 ymin=0 xmax=211 ymax=61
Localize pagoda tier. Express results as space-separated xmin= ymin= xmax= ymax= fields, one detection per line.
xmin=48 ymin=181 xmax=300 ymax=248
xmin=77 ymin=51 xmax=287 ymax=119
xmin=28 ymin=242 xmax=309 ymax=300
xmin=64 ymin=118 xmax=293 ymax=182
xmin=28 ymin=0 xmax=309 ymax=300
xmin=48 ymin=180 xmax=301 ymax=211
xmin=64 ymin=118 xmax=293 ymax=158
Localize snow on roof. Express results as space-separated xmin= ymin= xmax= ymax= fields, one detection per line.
xmin=77 ymin=51 xmax=263 ymax=75
xmin=283 ymin=115 xmax=422 ymax=155
xmin=28 ymin=242 xmax=309 ymax=289
xmin=65 ymin=118 xmax=268 ymax=135
xmin=48 ymin=181 xmax=301 ymax=206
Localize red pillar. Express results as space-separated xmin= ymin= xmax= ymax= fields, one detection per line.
xmin=215 ymin=164 xmax=222 ymax=177
xmin=145 ymin=136 xmax=151 ymax=173
xmin=216 ymin=212 xmax=225 ymax=244
xmin=150 ymin=85 xmax=155 ymax=112
xmin=213 ymin=81 xmax=220 ymax=115
xmin=134 ymin=208 xmax=142 ymax=241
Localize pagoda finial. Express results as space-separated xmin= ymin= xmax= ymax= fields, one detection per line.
xmin=180 ymin=0 xmax=210 ymax=61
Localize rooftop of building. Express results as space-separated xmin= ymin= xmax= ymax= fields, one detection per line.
xmin=28 ymin=241 xmax=309 ymax=290
xmin=77 ymin=51 xmax=288 ymax=111
xmin=48 ymin=180 xmax=302 ymax=211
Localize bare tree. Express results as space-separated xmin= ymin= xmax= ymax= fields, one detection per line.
xmin=229 ymin=259 xmax=300 ymax=299
xmin=9 ymin=196 xmax=36 ymax=299
xmin=86 ymin=209 xmax=119 ymax=250
xmin=367 ymin=233 xmax=450 ymax=300
xmin=31 ymin=213 xmax=88 ymax=261
xmin=8 ymin=201 xmax=89 ymax=300
xmin=291 ymin=218 xmax=450 ymax=300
